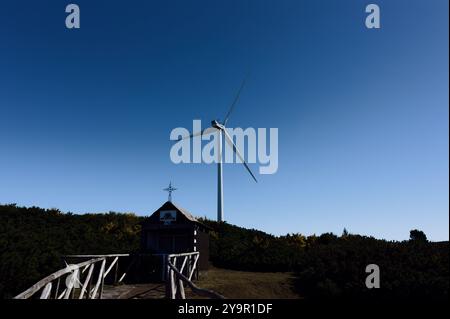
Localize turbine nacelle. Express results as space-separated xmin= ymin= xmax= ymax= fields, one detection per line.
xmin=211 ymin=120 xmax=225 ymax=130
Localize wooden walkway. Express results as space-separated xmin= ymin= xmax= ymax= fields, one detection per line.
xmin=101 ymin=283 xmax=212 ymax=299
xmin=14 ymin=252 xmax=224 ymax=300
xmin=102 ymin=283 xmax=166 ymax=299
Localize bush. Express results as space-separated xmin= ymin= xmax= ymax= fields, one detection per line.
xmin=1 ymin=205 xmax=448 ymax=300
xmin=0 ymin=204 xmax=142 ymax=298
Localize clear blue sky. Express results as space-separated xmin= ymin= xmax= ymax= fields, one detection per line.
xmin=0 ymin=0 xmax=448 ymax=241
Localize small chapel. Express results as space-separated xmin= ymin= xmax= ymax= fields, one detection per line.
xmin=140 ymin=183 xmax=211 ymax=270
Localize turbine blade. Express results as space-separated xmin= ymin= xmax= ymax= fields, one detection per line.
xmin=223 ymin=129 xmax=258 ymax=183
xmin=178 ymin=127 xmax=217 ymax=141
xmin=223 ymin=75 xmax=248 ymax=126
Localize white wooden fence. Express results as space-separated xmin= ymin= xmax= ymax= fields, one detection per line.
xmin=164 ymin=252 xmax=224 ymax=299
xmin=14 ymin=254 xmax=129 ymax=299
xmin=14 ymin=252 xmax=224 ymax=299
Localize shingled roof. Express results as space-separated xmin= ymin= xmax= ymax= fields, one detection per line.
xmin=167 ymin=201 xmax=198 ymax=222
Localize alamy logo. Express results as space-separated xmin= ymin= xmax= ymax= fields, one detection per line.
xmin=365 ymin=4 xmax=381 ymax=29
xmin=365 ymin=264 xmax=380 ymax=289
xmin=170 ymin=120 xmax=278 ymax=175
xmin=65 ymin=4 xmax=80 ymax=29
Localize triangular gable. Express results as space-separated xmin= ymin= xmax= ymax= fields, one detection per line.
xmin=143 ymin=201 xmax=210 ymax=230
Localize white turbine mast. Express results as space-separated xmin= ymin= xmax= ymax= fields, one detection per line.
xmin=179 ymin=77 xmax=258 ymax=222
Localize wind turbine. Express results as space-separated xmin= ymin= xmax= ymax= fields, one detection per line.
xmin=180 ymin=78 xmax=258 ymax=222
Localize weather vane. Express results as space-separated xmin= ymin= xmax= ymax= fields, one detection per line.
xmin=163 ymin=182 xmax=177 ymax=202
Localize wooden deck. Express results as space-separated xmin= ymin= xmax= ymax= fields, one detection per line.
xmin=14 ymin=252 xmax=223 ymax=300
xmin=101 ymin=283 xmax=208 ymax=299
xmin=102 ymin=283 xmax=166 ymax=299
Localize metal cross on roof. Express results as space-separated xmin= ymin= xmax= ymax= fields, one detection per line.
xmin=163 ymin=182 xmax=177 ymax=202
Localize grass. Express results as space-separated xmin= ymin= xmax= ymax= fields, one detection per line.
xmin=192 ymin=267 xmax=302 ymax=299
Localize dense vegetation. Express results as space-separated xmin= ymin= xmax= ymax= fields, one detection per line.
xmin=0 ymin=204 xmax=141 ymax=298
xmin=202 ymin=220 xmax=449 ymax=300
xmin=1 ymin=204 xmax=448 ymax=300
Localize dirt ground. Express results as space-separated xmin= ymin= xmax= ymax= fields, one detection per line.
xmin=193 ymin=267 xmax=302 ymax=299
xmin=102 ymin=267 xmax=302 ymax=299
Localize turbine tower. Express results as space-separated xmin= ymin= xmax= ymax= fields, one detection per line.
xmin=179 ymin=77 xmax=257 ymax=222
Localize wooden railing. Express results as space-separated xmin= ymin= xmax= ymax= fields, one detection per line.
xmin=14 ymin=254 xmax=130 ymax=299
xmin=14 ymin=252 xmax=224 ymax=299
xmin=165 ymin=252 xmax=224 ymax=299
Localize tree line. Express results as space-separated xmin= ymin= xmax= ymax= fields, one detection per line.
xmin=0 ymin=204 xmax=448 ymax=299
